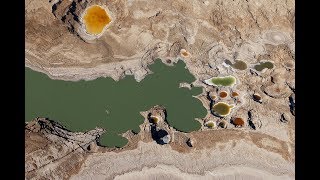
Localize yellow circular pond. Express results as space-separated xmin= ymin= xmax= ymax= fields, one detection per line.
xmin=82 ymin=5 xmax=111 ymax=35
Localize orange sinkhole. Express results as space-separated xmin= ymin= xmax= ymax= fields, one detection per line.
xmin=83 ymin=5 xmax=111 ymax=35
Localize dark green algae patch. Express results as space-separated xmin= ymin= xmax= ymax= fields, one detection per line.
xmin=205 ymin=76 xmax=236 ymax=87
xmin=25 ymin=60 xmax=207 ymax=148
xmin=224 ymin=60 xmax=247 ymax=70
xmin=254 ymin=61 xmax=274 ymax=71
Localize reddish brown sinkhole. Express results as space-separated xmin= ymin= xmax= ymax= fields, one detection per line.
xmin=233 ymin=117 xmax=245 ymax=126
xmin=231 ymin=92 xmax=239 ymax=97
xmin=219 ymin=91 xmax=228 ymax=98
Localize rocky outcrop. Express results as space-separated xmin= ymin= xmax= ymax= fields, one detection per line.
xmin=25 ymin=118 xmax=105 ymax=179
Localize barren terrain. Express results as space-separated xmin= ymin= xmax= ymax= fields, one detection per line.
xmin=25 ymin=0 xmax=295 ymax=179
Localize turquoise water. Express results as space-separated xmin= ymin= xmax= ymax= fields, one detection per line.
xmin=25 ymin=60 xmax=207 ymax=147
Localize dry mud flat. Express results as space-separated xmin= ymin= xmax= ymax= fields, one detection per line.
xmin=113 ymin=165 xmax=292 ymax=180
xmin=74 ymin=141 xmax=293 ymax=180
xmin=25 ymin=0 xmax=295 ymax=179
xmin=26 ymin=0 xmax=294 ymax=82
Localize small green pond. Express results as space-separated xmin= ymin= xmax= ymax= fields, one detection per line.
xmin=25 ymin=60 xmax=207 ymax=147
xmin=205 ymin=76 xmax=236 ymax=87
xmin=254 ymin=61 xmax=274 ymax=71
xmin=212 ymin=102 xmax=232 ymax=116
xmin=224 ymin=60 xmax=247 ymax=70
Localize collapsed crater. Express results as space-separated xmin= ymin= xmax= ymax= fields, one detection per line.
xmin=82 ymin=5 xmax=111 ymax=35
xmin=51 ymin=1 xmax=113 ymax=42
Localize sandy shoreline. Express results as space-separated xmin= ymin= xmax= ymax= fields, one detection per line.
xmin=70 ymin=140 xmax=294 ymax=180
xmin=114 ymin=164 xmax=293 ymax=180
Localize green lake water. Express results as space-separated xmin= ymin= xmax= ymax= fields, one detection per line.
xmin=25 ymin=60 xmax=207 ymax=147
